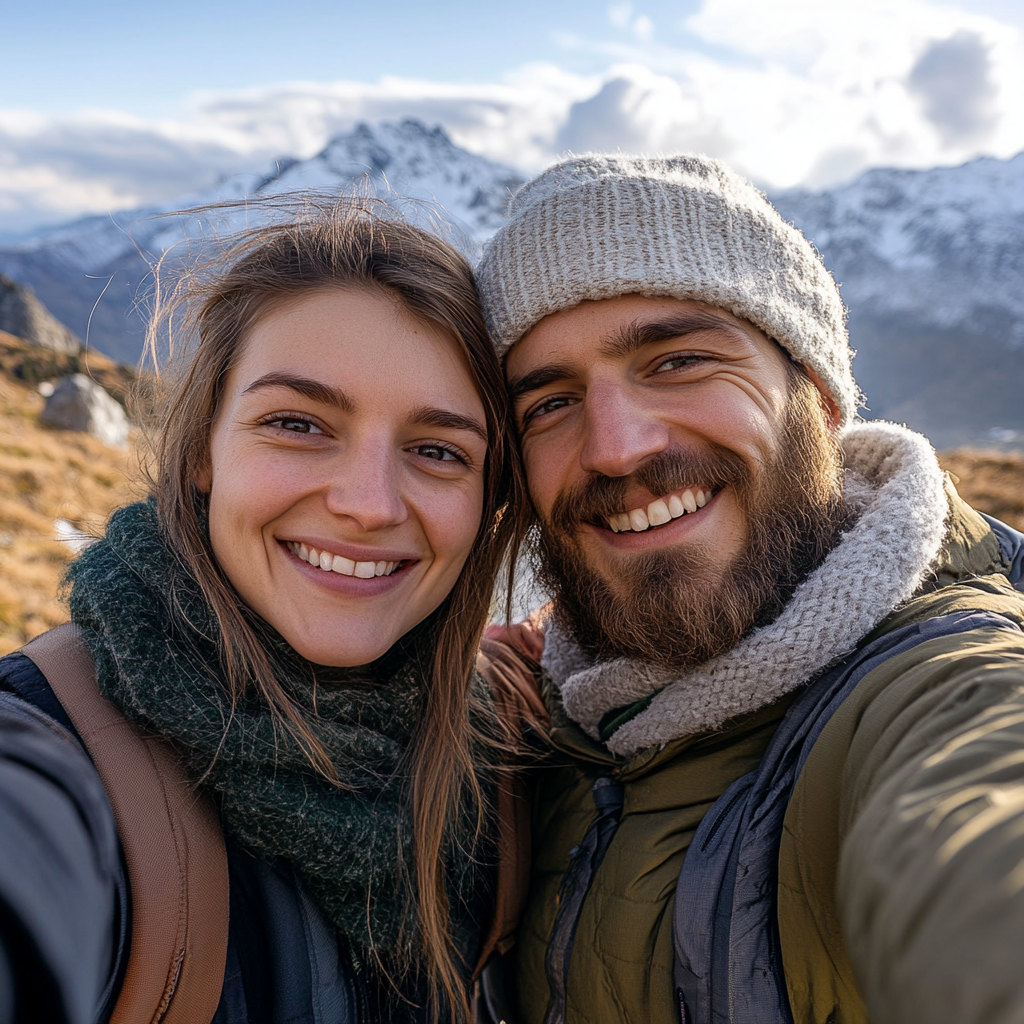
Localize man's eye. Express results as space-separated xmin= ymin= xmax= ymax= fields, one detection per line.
xmin=524 ymin=394 xmax=576 ymax=424
xmin=655 ymin=354 xmax=707 ymax=372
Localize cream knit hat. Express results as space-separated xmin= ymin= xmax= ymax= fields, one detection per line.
xmin=476 ymin=153 xmax=861 ymax=425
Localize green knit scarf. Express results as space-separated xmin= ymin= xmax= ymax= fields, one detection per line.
xmin=65 ymin=500 xmax=489 ymax=972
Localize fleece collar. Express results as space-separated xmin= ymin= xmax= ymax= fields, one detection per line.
xmin=540 ymin=421 xmax=950 ymax=758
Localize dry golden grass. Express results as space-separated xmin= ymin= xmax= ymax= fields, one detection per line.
xmin=0 ymin=324 xmax=1022 ymax=657
xmin=0 ymin=333 xmax=145 ymax=654
xmin=938 ymin=449 xmax=1024 ymax=533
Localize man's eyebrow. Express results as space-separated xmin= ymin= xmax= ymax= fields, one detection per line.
xmin=408 ymin=406 xmax=488 ymax=443
xmin=600 ymin=311 xmax=736 ymax=359
xmin=507 ymin=363 xmax=578 ymax=404
xmin=242 ymin=373 xmax=354 ymax=413
xmin=507 ymin=313 xmax=738 ymax=402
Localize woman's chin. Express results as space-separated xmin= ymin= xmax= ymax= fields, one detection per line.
xmin=284 ymin=631 xmax=395 ymax=669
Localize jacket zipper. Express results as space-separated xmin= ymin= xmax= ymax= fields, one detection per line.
xmin=541 ymin=776 xmax=625 ymax=1024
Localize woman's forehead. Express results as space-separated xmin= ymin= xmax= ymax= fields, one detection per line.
xmin=231 ymin=287 xmax=486 ymax=422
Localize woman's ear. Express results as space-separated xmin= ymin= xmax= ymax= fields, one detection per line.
xmin=803 ymin=367 xmax=842 ymax=430
xmin=193 ymin=461 xmax=212 ymax=494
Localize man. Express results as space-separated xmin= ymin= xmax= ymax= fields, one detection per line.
xmin=474 ymin=155 xmax=1024 ymax=1024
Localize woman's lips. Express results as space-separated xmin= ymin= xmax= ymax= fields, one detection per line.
xmin=286 ymin=540 xmax=408 ymax=579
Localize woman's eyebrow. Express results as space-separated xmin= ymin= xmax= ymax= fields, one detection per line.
xmin=242 ymin=372 xmax=354 ymax=413
xmin=408 ymin=406 xmax=487 ymax=443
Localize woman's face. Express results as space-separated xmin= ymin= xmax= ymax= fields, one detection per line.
xmin=205 ymin=287 xmax=488 ymax=667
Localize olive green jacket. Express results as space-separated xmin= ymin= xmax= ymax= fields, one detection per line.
xmin=515 ymin=490 xmax=1024 ymax=1024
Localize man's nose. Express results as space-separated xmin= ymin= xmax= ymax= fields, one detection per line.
xmin=579 ymin=381 xmax=671 ymax=478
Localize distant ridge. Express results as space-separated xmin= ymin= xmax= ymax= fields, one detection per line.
xmin=775 ymin=151 xmax=1024 ymax=448
xmin=1 ymin=126 xmax=1023 ymax=448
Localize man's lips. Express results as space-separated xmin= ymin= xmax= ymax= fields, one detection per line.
xmin=572 ymin=488 xmax=724 ymax=553
xmin=603 ymin=486 xmax=715 ymax=533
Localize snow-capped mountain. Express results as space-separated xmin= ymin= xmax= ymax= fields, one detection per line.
xmin=775 ymin=152 xmax=1024 ymax=344
xmin=775 ymin=153 xmax=1024 ymax=447
xmin=2 ymin=125 xmax=1024 ymax=448
xmin=0 ymin=120 xmax=524 ymax=364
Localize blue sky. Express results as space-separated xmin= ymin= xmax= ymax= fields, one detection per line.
xmin=3 ymin=0 xmax=1024 ymax=233
xmin=4 ymin=0 xmax=702 ymax=113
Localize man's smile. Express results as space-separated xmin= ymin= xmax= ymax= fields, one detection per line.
xmin=605 ymin=486 xmax=716 ymax=533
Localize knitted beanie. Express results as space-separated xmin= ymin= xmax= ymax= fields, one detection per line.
xmin=476 ymin=153 xmax=861 ymax=425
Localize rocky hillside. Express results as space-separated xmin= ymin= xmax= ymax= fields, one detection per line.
xmin=0 ymin=331 xmax=141 ymax=655
xmin=938 ymin=449 xmax=1024 ymax=533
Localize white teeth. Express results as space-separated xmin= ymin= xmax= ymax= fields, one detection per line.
xmin=647 ymin=498 xmax=671 ymax=526
xmin=332 ymin=554 xmax=356 ymax=576
xmin=290 ymin=542 xmax=399 ymax=578
xmin=608 ymin=488 xmax=714 ymax=532
xmin=628 ymin=508 xmax=650 ymax=531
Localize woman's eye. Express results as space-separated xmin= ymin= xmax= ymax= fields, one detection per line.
xmin=264 ymin=416 xmax=322 ymax=434
xmin=413 ymin=444 xmax=464 ymax=463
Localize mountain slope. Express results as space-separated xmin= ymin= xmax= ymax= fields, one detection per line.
xmin=774 ymin=153 xmax=1024 ymax=447
xmin=0 ymin=120 xmax=523 ymax=364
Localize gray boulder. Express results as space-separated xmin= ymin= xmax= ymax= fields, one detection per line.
xmin=41 ymin=374 xmax=130 ymax=449
xmin=0 ymin=274 xmax=82 ymax=356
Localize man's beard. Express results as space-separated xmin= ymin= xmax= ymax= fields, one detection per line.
xmin=533 ymin=374 xmax=850 ymax=668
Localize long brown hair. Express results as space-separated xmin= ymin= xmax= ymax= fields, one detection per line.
xmin=145 ymin=197 xmax=525 ymax=1018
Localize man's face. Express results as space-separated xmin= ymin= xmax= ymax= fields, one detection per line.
xmin=507 ymin=294 xmax=847 ymax=665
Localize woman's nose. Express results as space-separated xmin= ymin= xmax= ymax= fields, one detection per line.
xmin=323 ymin=441 xmax=408 ymax=532
xmin=579 ymin=381 xmax=671 ymax=479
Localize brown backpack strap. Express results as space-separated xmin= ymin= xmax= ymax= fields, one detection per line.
xmin=21 ymin=623 xmax=229 ymax=1024
xmin=472 ymin=624 xmax=550 ymax=978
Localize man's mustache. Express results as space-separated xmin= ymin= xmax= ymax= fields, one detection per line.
xmin=546 ymin=445 xmax=752 ymax=533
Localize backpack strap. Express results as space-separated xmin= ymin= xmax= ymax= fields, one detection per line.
xmin=21 ymin=623 xmax=229 ymax=1024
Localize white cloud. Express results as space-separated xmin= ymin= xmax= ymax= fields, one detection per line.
xmin=2 ymin=0 xmax=1023 ymax=234
xmin=564 ymin=0 xmax=1024 ymax=186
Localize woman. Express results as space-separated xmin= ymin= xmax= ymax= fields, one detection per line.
xmin=0 ymin=202 xmax=529 ymax=1024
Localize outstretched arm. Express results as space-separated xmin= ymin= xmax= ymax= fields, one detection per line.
xmin=0 ymin=693 xmax=120 ymax=1024
xmin=839 ymin=629 xmax=1024 ymax=1023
